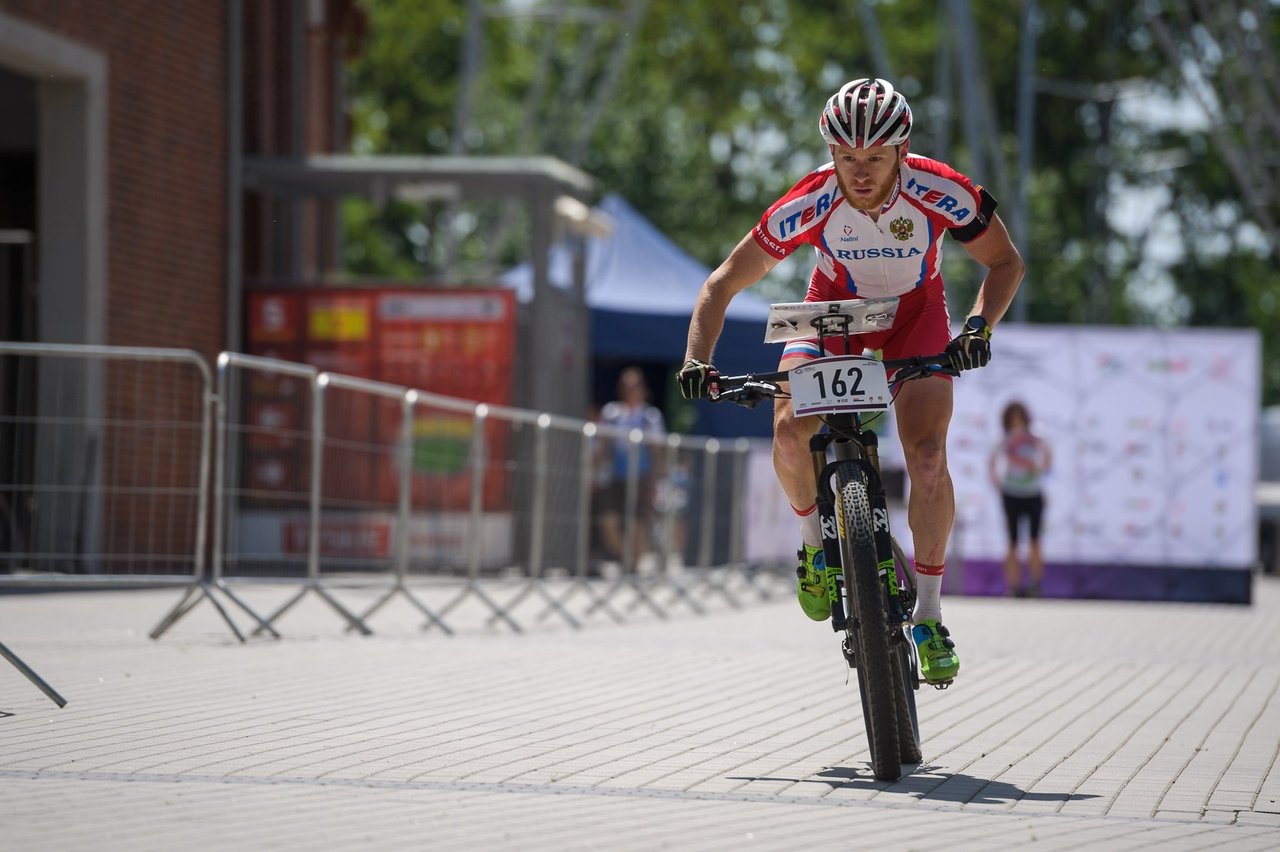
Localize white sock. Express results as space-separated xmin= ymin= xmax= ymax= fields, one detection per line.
xmin=912 ymin=561 xmax=945 ymax=623
xmin=795 ymin=503 xmax=822 ymax=549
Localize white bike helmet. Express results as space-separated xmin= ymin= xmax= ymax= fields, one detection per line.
xmin=819 ymin=78 xmax=913 ymax=149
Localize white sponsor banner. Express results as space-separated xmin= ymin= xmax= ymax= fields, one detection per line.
xmin=948 ymin=325 xmax=1260 ymax=569
xmin=237 ymin=511 xmax=514 ymax=566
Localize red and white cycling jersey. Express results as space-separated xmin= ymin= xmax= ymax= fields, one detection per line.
xmin=752 ymin=153 xmax=997 ymax=301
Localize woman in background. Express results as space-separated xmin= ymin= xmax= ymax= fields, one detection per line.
xmin=990 ymin=401 xmax=1052 ymax=597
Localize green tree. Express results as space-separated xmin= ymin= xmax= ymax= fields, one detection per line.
xmin=342 ymin=0 xmax=1280 ymax=401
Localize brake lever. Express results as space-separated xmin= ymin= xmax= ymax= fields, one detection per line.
xmin=710 ymin=379 xmax=779 ymax=407
xmin=891 ymin=363 xmax=958 ymax=386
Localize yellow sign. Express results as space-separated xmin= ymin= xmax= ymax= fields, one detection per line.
xmin=309 ymin=303 xmax=370 ymax=342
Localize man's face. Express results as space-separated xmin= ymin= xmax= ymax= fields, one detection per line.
xmin=831 ymin=141 xmax=907 ymax=211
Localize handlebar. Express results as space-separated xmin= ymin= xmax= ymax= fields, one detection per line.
xmin=711 ymin=353 xmax=957 ymax=408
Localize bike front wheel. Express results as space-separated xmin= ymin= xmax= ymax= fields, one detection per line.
xmin=834 ymin=461 xmax=901 ymax=782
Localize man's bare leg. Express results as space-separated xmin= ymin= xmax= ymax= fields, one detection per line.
xmin=893 ymin=376 xmax=955 ymax=621
xmin=771 ymin=355 xmax=825 ymax=543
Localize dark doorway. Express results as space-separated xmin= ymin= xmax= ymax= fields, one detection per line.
xmin=0 ymin=64 xmax=37 ymax=570
xmin=0 ymin=64 xmax=37 ymax=244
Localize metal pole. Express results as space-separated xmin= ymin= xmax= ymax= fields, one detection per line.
xmin=192 ymin=361 xmax=214 ymax=580
xmin=223 ymin=360 xmax=244 ymax=581
xmin=528 ymin=414 xmax=551 ymax=578
xmin=697 ymin=439 xmax=719 ymax=569
xmin=308 ymin=374 xmax=328 ymax=582
xmin=575 ymin=422 xmax=596 ymax=577
xmin=467 ymin=404 xmax=488 ymax=578
xmin=622 ymin=428 xmax=641 ymax=572
xmin=394 ymin=390 xmax=417 ymax=583
xmin=211 ymin=354 xmax=230 ymax=583
xmin=0 ymin=641 xmax=67 ymax=708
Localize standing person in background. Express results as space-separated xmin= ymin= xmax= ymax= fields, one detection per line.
xmin=990 ymin=400 xmax=1052 ymax=597
xmin=597 ymin=367 xmax=666 ymax=569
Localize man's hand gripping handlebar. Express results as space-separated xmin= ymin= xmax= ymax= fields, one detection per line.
xmin=676 ymin=359 xmax=721 ymax=400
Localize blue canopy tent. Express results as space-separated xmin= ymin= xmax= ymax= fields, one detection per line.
xmin=504 ymin=193 xmax=778 ymax=437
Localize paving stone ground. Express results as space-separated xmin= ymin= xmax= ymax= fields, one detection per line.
xmin=2 ymin=574 xmax=1279 ymax=851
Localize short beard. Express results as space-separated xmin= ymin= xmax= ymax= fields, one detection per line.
xmin=835 ymin=152 xmax=901 ymax=211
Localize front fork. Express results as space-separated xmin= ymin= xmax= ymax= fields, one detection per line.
xmin=812 ymin=430 xmax=910 ymax=636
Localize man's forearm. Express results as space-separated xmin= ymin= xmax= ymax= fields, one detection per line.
xmin=684 ymin=290 xmax=728 ymax=364
xmin=969 ymin=257 xmax=1024 ymax=328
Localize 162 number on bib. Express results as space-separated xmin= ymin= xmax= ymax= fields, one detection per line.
xmin=789 ymin=356 xmax=892 ymax=416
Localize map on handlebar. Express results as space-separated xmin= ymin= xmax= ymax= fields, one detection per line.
xmin=763 ymin=297 xmax=900 ymax=344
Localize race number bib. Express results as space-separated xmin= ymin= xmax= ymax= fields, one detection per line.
xmin=789 ymin=356 xmax=892 ymax=416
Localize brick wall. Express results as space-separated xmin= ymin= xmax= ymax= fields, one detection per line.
xmin=3 ymin=0 xmax=229 ymax=360
xmin=2 ymin=2 xmax=364 ymax=572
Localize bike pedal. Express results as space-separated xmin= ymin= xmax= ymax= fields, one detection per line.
xmin=929 ymin=679 xmax=953 ymax=690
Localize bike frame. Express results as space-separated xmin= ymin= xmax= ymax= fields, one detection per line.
xmin=802 ymin=314 xmax=913 ymax=634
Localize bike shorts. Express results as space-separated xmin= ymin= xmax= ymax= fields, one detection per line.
xmin=1002 ymin=493 xmax=1044 ymax=544
xmin=779 ymin=279 xmax=952 ymax=380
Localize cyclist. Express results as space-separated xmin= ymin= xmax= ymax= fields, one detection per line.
xmin=677 ymin=78 xmax=1024 ymax=684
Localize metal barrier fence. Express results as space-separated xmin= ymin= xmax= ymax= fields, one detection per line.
xmin=0 ymin=346 xmax=788 ymax=640
xmin=196 ymin=353 xmax=782 ymax=638
xmin=0 ymin=342 xmax=213 ymax=588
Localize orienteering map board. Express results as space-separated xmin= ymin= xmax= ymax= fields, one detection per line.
xmin=947 ymin=324 xmax=1261 ymax=571
xmin=763 ymin=297 xmax=899 ymax=344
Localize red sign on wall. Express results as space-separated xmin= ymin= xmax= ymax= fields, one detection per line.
xmin=243 ymin=288 xmax=517 ymax=512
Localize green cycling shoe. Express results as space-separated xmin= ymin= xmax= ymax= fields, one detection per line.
xmin=796 ymin=544 xmax=832 ymax=621
xmin=911 ymin=618 xmax=959 ymax=685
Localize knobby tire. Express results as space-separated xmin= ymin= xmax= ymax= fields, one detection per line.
xmin=834 ymin=462 xmax=900 ymax=782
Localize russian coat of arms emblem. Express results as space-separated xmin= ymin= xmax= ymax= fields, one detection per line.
xmin=889 ymin=217 xmax=913 ymax=241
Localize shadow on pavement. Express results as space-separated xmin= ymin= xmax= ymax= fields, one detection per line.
xmin=729 ymin=765 xmax=1100 ymax=806
xmin=820 ymin=766 xmax=1101 ymax=805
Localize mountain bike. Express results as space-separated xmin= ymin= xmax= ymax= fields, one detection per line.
xmin=711 ymin=298 xmax=956 ymax=782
